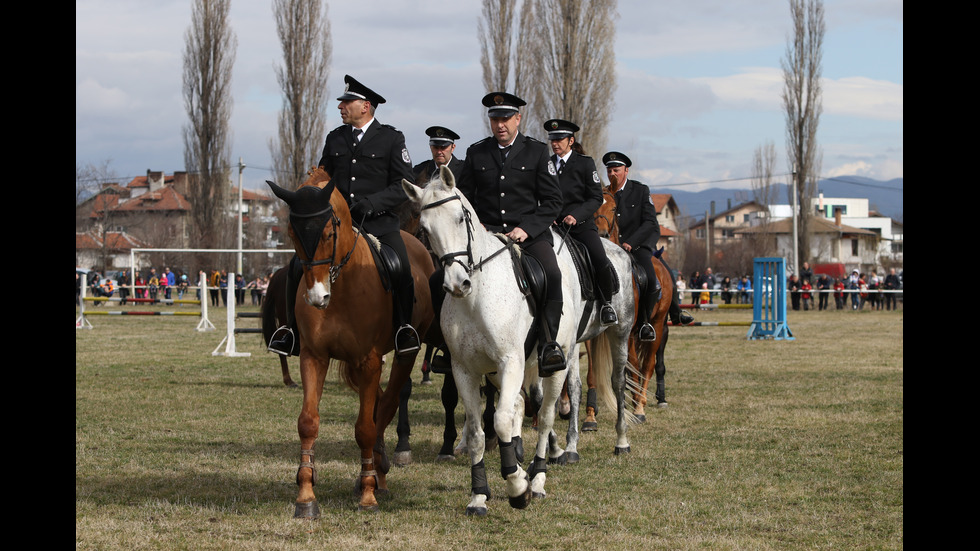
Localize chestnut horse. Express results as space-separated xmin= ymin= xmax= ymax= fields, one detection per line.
xmin=266 ymin=168 xmax=435 ymax=516
xmin=592 ymin=187 xmax=673 ymax=422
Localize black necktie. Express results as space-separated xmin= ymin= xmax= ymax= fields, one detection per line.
xmin=500 ymin=145 xmax=511 ymax=163
xmin=558 ymin=158 xmax=565 ymax=172
xmin=352 ymin=127 xmax=362 ymax=145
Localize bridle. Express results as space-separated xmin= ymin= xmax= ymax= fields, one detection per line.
xmin=290 ymin=204 xmax=359 ymax=284
xmin=594 ymin=189 xmax=618 ymax=240
xmin=420 ymin=193 xmax=510 ymax=275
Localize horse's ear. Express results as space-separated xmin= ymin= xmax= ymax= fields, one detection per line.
xmin=266 ymin=180 xmax=295 ymax=205
xmin=439 ymin=164 xmax=456 ymax=189
xmin=402 ymin=179 xmax=423 ymax=205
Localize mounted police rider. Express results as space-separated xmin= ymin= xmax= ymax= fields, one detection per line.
xmin=268 ymin=75 xmax=421 ymax=358
xmin=603 ymin=151 xmax=693 ymax=341
xmin=545 ymin=118 xmax=619 ymax=326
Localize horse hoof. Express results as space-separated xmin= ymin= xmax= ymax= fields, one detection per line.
xmin=582 ymin=421 xmax=598 ymax=432
xmin=508 ymin=484 xmax=533 ymax=510
xmin=558 ymin=411 xmax=570 ymax=421
xmin=293 ymin=500 xmax=320 ymax=519
xmin=435 ymin=454 xmax=455 ymax=462
xmin=656 ymin=401 xmax=669 ymax=409
xmin=465 ymin=506 xmax=488 ymax=517
xmin=394 ymin=451 xmax=412 ymax=466
xmin=614 ymin=446 xmax=631 ymax=455
xmin=565 ymin=452 xmax=580 ymax=464
xmin=532 ymin=491 xmax=546 ymax=499
xmin=485 ymin=435 xmax=498 ymax=451
xmin=358 ymin=504 xmax=379 ymax=513
xmin=634 ymin=414 xmax=647 ymax=424
xmin=286 ymin=382 xmax=299 ymax=389
xmin=548 ymin=453 xmax=567 ymax=466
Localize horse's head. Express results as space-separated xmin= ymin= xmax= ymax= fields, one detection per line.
xmin=595 ymin=186 xmax=620 ymax=243
xmin=402 ymin=165 xmax=478 ymax=298
xmin=267 ymin=168 xmax=348 ymax=309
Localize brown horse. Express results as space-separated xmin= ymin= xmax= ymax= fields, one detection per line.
xmin=591 ymin=186 xmax=673 ymax=423
xmin=267 ymin=167 xmax=435 ymax=516
xmin=260 ymin=266 xmax=298 ymax=388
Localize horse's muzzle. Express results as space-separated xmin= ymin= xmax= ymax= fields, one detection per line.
xmin=305 ymin=280 xmax=331 ymax=309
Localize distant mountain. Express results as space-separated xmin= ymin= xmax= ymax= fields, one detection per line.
xmin=658 ymin=176 xmax=903 ymax=227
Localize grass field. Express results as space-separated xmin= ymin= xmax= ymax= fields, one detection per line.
xmin=76 ymin=303 xmax=903 ymax=550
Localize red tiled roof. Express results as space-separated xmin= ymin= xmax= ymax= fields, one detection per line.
xmin=114 ymin=185 xmax=191 ymax=212
xmin=75 ymin=231 xmax=149 ymax=251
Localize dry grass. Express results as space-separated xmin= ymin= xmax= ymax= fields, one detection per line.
xmin=76 ymin=303 xmax=903 ymax=550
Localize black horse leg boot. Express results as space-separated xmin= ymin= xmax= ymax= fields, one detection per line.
xmin=539 ymin=300 xmax=566 ymax=377
xmin=269 ymin=257 xmax=301 ymax=356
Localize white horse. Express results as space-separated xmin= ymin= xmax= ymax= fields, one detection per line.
xmin=403 ymin=166 xmax=635 ymax=516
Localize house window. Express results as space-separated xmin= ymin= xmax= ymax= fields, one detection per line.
xmin=722 ymin=229 xmax=735 ymax=239
xmin=891 ymin=242 xmax=903 ymax=254
xmin=851 ymin=239 xmax=859 ymax=256
xmin=743 ymin=214 xmax=751 ymax=222
xmin=696 ymin=228 xmax=705 ymax=239
xmin=725 ymin=215 xmax=735 ymax=223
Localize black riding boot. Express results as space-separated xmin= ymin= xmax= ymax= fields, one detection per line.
xmin=539 ymin=300 xmax=566 ymax=378
xmin=597 ymin=264 xmax=619 ymax=326
xmin=268 ymin=257 xmax=301 ymax=356
xmin=393 ymin=276 xmax=420 ymax=357
xmin=427 ymin=271 xmax=452 ymax=373
xmin=638 ymin=276 xmax=661 ymax=342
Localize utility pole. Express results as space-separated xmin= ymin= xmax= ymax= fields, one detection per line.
xmin=237 ymin=157 xmax=245 ymax=275
xmin=791 ymin=169 xmax=799 ymax=276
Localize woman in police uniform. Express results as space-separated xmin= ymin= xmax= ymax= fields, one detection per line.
xmin=545 ymin=118 xmax=618 ymax=326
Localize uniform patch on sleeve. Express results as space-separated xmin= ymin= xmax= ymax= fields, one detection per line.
xmin=593 ymin=171 xmax=600 ymax=184
xmin=402 ymin=148 xmax=411 ymax=164
xmin=548 ymin=160 xmax=557 ymax=176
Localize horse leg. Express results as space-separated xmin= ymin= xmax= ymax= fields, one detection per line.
xmin=583 ymin=341 xmax=599 ymax=431
xmin=456 ymin=370 xmax=490 ymax=516
xmin=482 ymin=378 xmax=499 ymax=451
xmin=530 ymin=366 xmax=570 ymax=498
xmin=280 ymin=356 xmax=297 ymax=388
xmin=352 ymin=351 xmax=385 ymax=512
xmin=494 ymin=363 xmax=532 ymax=510
xmin=551 ymin=349 xmax=581 ymax=465
xmin=654 ymin=327 xmax=669 ymax=407
xmin=371 ymin=353 xmax=418 ymax=492
xmin=634 ymin=339 xmax=655 ymax=423
xmin=439 ymin=371 xmax=461 ymax=460
xmin=611 ymin=333 xmax=632 ymax=455
xmin=293 ymin=353 xmax=330 ymax=519
xmin=394 ymin=377 xmax=412 ymax=466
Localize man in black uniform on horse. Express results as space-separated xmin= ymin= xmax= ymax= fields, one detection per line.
xmin=430 ymin=92 xmax=566 ymax=378
xmin=268 ymin=75 xmax=421 ymax=357
xmin=603 ymin=151 xmax=693 ymax=341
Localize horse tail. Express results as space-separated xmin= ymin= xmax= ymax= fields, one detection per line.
xmin=336 ymin=360 xmax=358 ymax=391
xmin=592 ymin=331 xmax=642 ymax=425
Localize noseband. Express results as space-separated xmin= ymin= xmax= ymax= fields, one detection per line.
xmin=421 ymin=193 xmax=509 ymax=275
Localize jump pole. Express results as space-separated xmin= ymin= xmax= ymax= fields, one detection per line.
xmin=212 ymin=272 xmax=250 ymax=357
xmin=747 ymin=257 xmax=794 ymax=340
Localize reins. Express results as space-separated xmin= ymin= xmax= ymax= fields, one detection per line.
xmin=421 ymin=193 xmax=512 ymax=275
xmin=292 ymin=204 xmax=366 ymax=283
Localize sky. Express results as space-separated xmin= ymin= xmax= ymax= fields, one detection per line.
xmin=76 ymin=0 xmax=903 ymax=194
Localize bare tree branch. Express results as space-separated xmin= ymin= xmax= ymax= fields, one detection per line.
xmin=781 ymin=0 xmax=824 ymax=265
xmin=182 ymin=0 xmax=236 ymax=249
xmin=270 ymin=0 xmax=332 ymax=191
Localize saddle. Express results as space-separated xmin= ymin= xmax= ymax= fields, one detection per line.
xmin=631 ymin=246 xmax=666 ymax=296
xmin=358 ymin=229 xmax=399 ymax=293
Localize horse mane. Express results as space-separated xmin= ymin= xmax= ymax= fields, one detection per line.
xmin=300 ymin=166 xmax=332 ymax=190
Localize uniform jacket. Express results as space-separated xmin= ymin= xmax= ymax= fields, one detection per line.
xmin=413 ymin=155 xmax=463 ymax=185
xmin=317 ymin=120 xmax=414 ymax=235
xmin=554 ymin=152 xmax=603 ymax=234
xmin=457 ymin=133 xmax=562 ymax=241
xmin=613 ymin=179 xmax=660 ymax=251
